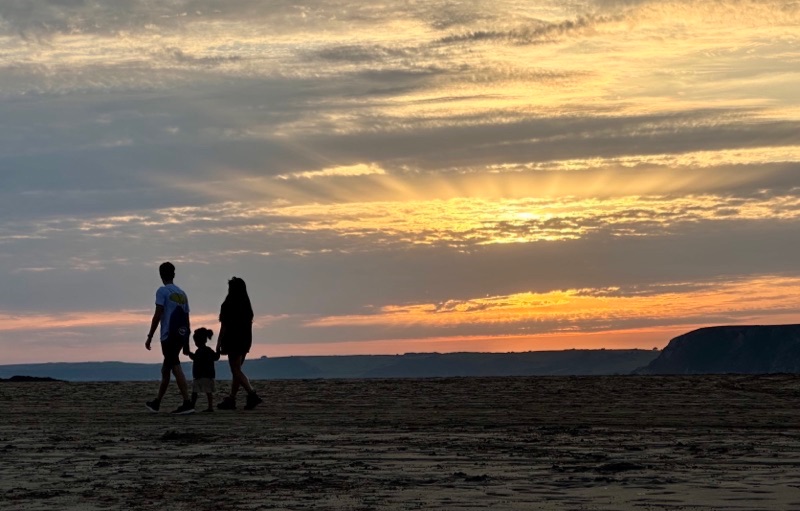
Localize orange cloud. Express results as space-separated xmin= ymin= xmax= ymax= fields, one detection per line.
xmin=0 ymin=311 xmax=220 ymax=332
xmin=306 ymin=275 xmax=800 ymax=330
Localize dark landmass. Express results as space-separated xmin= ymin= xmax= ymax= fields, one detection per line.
xmin=639 ymin=324 xmax=800 ymax=374
xmin=0 ymin=375 xmax=63 ymax=382
xmin=0 ymin=349 xmax=659 ymax=381
xmin=12 ymin=322 xmax=800 ymax=381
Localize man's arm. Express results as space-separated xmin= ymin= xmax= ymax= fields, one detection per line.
xmin=184 ymin=298 xmax=191 ymax=355
xmin=145 ymin=305 xmax=164 ymax=351
xmin=183 ymin=314 xmax=192 ymax=357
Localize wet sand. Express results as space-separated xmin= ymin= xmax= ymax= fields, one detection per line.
xmin=3 ymin=375 xmax=800 ymax=510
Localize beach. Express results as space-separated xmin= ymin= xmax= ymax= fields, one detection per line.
xmin=3 ymin=375 xmax=800 ymax=510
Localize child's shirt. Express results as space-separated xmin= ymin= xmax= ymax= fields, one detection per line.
xmin=189 ymin=345 xmax=220 ymax=379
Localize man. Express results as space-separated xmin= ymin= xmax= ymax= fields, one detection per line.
xmin=144 ymin=261 xmax=194 ymax=414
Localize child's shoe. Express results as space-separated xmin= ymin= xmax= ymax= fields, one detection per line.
xmin=145 ymin=399 xmax=160 ymax=413
xmin=217 ymin=396 xmax=236 ymax=410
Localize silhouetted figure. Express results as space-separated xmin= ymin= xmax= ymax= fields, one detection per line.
xmin=216 ymin=277 xmax=263 ymax=410
xmin=188 ymin=327 xmax=220 ymax=413
xmin=144 ymin=262 xmax=194 ymax=414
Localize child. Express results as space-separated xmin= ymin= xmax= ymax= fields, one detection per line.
xmin=188 ymin=328 xmax=220 ymax=412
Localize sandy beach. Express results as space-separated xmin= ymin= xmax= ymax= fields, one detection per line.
xmin=3 ymin=375 xmax=800 ymax=510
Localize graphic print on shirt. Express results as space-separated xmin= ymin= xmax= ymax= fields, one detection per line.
xmin=168 ymin=294 xmax=190 ymax=344
xmin=157 ymin=284 xmax=190 ymax=342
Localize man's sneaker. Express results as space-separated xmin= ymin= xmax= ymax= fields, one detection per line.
xmin=244 ymin=393 xmax=263 ymax=410
xmin=146 ymin=399 xmax=160 ymax=413
xmin=171 ymin=400 xmax=195 ymax=415
xmin=217 ymin=396 xmax=236 ymax=410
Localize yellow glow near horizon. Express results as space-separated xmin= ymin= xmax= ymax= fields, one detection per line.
xmin=68 ymin=177 xmax=800 ymax=252
xmin=262 ymin=193 xmax=800 ymax=246
xmin=163 ymin=141 xmax=800 ymax=217
xmin=4 ymin=276 xmax=800 ymax=364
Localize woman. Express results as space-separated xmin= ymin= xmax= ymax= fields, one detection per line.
xmin=216 ymin=277 xmax=263 ymax=410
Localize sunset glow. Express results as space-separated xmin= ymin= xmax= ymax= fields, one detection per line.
xmin=2 ymin=0 xmax=800 ymax=363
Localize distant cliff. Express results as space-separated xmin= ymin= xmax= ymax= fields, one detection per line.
xmin=0 ymin=375 xmax=63 ymax=382
xmin=0 ymin=350 xmax=659 ymax=381
xmin=639 ymin=325 xmax=800 ymax=374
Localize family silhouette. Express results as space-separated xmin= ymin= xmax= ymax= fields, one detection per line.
xmin=145 ymin=262 xmax=262 ymax=415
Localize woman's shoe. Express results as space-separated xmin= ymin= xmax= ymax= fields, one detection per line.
xmin=216 ymin=396 xmax=236 ymax=410
xmin=244 ymin=392 xmax=263 ymax=410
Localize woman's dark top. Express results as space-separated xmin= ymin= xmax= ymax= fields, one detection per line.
xmin=219 ymin=300 xmax=254 ymax=355
xmin=189 ymin=346 xmax=220 ymax=379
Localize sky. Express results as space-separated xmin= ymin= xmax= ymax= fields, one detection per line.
xmin=1 ymin=0 xmax=800 ymax=364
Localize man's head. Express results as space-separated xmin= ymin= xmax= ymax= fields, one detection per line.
xmin=159 ymin=262 xmax=176 ymax=283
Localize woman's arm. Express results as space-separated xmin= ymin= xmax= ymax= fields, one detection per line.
xmin=216 ymin=324 xmax=226 ymax=353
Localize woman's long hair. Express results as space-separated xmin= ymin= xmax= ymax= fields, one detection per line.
xmin=221 ymin=276 xmax=253 ymax=323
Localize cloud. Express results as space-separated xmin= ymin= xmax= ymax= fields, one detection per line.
xmin=435 ymin=14 xmax=621 ymax=46
xmin=159 ymin=46 xmax=243 ymax=68
xmin=277 ymin=163 xmax=387 ymax=180
xmin=311 ymin=44 xmax=414 ymax=63
xmin=0 ymin=309 xmax=157 ymax=331
xmin=302 ymin=275 xmax=800 ymax=337
xmin=11 ymin=267 xmax=56 ymax=273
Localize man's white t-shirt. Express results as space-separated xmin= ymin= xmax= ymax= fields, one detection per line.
xmin=156 ymin=283 xmax=190 ymax=342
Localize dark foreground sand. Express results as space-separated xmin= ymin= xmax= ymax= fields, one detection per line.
xmin=3 ymin=375 xmax=800 ymax=510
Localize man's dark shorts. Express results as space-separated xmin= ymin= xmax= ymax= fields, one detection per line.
xmin=160 ymin=335 xmax=185 ymax=368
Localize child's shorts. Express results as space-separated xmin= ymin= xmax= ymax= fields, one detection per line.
xmin=192 ymin=378 xmax=215 ymax=394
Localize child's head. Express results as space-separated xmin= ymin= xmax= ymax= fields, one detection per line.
xmin=193 ymin=327 xmax=214 ymax=347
